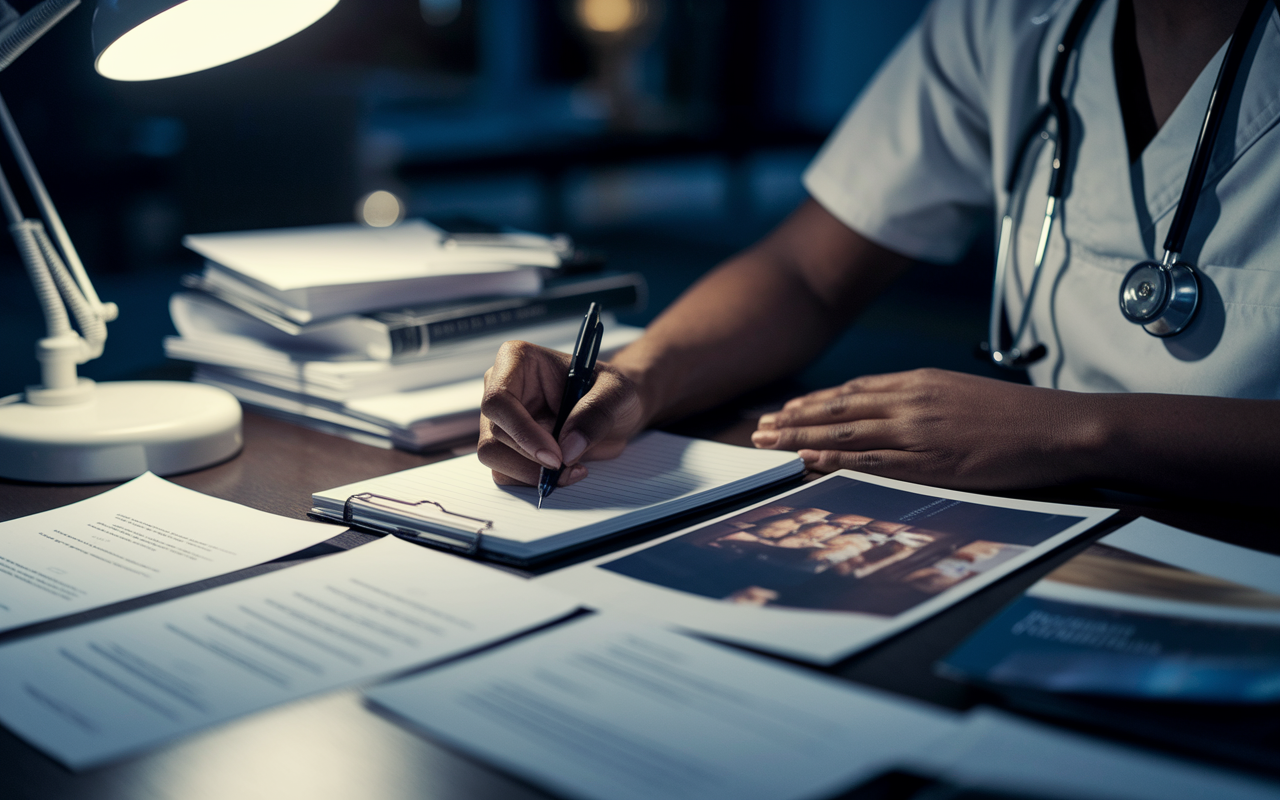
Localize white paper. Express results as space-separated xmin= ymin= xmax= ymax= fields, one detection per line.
xmin=184 ymin=220 xmax=557 ymax=291
xmin=0 ymin=536 xmax=579 ymax=769
xmin=0 ymin=473 xmax=338 ymax=633
xmin=922 ymin=708 xmax=1280 ymax=800
xmin=540 ymin=470 xmax=1115 ymax=664
xmin=367 ymin=614 xmax=960 ymax=800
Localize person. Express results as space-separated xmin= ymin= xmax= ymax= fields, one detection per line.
xmin=479 ymin=0 xmax=1280 ymax=503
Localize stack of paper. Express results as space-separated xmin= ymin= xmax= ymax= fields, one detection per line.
xmin=182 ymin=219 xmax=556 ymax=324
xmin=168 ymin=318 xmax=641 ymax=450
xmin=166 ymin=219 xmax=645 ymax=451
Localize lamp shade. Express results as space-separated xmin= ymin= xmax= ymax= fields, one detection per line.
xmin=92 ymin=0 xmax=340 ymax=81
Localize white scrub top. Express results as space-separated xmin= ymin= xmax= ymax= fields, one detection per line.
xmin=804 ymin=0 xmax=1280 ymax=398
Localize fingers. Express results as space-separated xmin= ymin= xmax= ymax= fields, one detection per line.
xmin=479 ymin=339 xmax=642 ymax=487
xmin=481 ymin=342 xmax=571 ymax=467
xmin=752 ymin=418 xmax=901 ymax=452
xmin=480 ymin=423 xmax=589 ymax=487
xmin=758 ymin=391 xmax=901 ymax=430
xmin=558 ymin=368 xmax=643 ymax=463
xmin=490 ymin=464 xmax=589 ymax=487
xmin=780 ymin=370 xmax=925 ymax=412
xmin=796 ymin=448 xmax=922 ymax=477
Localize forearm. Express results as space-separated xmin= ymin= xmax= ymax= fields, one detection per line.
xmin=612 ymin=255 xmax=841 ymax=426
xmin=1071 ymin=392 xmax=1280 ymax=502
xmin=611 ymin=200 xmax=912 ymax=427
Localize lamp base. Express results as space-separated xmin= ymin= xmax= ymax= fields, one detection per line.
xmin=0 ymin=380 xmax=242 ymax=483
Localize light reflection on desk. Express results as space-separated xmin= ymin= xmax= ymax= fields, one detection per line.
xmin=66 ymin=690 xmax=548 ymax=800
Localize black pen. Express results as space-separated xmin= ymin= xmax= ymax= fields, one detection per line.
xmin=538 ymin=302 xmax=604 ymax=509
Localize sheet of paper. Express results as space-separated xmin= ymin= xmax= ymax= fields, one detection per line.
xmin=0 ymin=473 xmax=339 ymax=633
xmin=367 ymin=613 xmax=960 ymax=800
xmin=184 ymin=220 xmax=557 ymax=290
xmin=920 ymin=708 xmax=1280 ymax=800
xmin=540 ymin=470 xmax=1115 ymax=664
xmin=0 ymin=536 xmax=579 ymax=769
xmin=314 ymin=432 xmax=802 ymax=547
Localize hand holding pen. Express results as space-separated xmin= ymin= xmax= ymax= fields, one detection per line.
xmin=538 ymin=303 xmax=604 ymax=508
xmin=477 ymin=306 xmax=647 ymax=494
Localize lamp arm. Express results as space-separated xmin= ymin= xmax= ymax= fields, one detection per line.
xmin=10 ymin=219 xmax=72 ymax=341
xmin=34 ymin=221 xmax=106 ymax=357
xmin=0 ymin=158 xmax=67 ymax=339
xmin=0 ymin=1 xmax=116 ymax=326
xmin=0 ymin=90 xmax=113 ymax=324
xmin=0 ymin=0 xmax=78 ymax=71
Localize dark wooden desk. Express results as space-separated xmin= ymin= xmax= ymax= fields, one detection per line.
xmin=1 ymin=411 xmax=1277 ymax=800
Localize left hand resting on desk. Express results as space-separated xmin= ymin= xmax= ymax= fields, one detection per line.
xmin=750 ymin=368 xmax=1094 ymax=490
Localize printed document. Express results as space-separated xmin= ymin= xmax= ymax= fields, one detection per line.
xmin=540 ymin=470 xmax=1114 ymax=664
xmin=367 ymin=614 xmax=960 ymax=800
xmin=0 ymin=536 xmax=579 ymax=769
xmin=0 ymin=473 xmax=337 ymax=633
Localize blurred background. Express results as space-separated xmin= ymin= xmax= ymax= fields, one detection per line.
xmin=0 ymin=0 xmax=1003 ymax=400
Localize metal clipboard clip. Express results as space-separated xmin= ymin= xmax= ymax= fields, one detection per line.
xmin=342 ymin=492 xmax=492 ymax=557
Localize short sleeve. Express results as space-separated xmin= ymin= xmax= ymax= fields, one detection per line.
xmin=803 ymin=0 xmax=996 ymax=264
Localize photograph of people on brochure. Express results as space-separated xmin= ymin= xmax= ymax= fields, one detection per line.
xmin=601 ymin=475 xmax=1087 ymax=617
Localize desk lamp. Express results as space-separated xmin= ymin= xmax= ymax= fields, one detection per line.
xmin=0 ymin=0 xmax=339 ymax=483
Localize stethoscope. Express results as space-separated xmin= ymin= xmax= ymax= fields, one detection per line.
xmin=983 ymin=0 xmax=1277 ymax=369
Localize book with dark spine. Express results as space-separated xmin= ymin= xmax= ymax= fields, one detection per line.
xmin=175 ymin=272 xmax=647 ymax=361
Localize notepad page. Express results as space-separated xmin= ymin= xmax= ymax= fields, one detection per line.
xmin=314 ymin=431 xmax=800 ymax=546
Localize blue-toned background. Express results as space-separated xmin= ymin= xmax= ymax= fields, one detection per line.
xmin=0 ymin=0 xmax=1006 ymax=399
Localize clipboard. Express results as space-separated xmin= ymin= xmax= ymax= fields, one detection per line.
xmin=310 ymin=431 xmax=807 ymax=565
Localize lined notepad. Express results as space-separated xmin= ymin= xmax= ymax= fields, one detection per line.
xmin=311 ymin=432 xmax=804 ymax=563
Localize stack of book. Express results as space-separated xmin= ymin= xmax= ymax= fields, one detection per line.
xmin=165 ymin=220 xmax=646 ymax=451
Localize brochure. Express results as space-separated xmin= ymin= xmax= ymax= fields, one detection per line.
xmin=939 ymin=517 xmax=1280 ymax=702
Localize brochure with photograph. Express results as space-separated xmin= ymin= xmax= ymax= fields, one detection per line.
xmin=939 ymin=517 xmax=1280 ymax=702
xmin=539 ymin=471 xmax=1114 ymax=664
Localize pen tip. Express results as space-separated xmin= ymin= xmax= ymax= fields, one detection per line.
xmin=537 ymin=494 xmax=543 ymax=510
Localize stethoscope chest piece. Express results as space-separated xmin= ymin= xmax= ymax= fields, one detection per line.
xmin=1119 ymin=258 xmax=1200 ymax=337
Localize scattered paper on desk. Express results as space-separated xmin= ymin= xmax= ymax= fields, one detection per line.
xmin=540 ymin=470 xmax=1115 ymax=664
xmin=0 ymin=536 xmax=578 ymax=770
xmin=920 ymin=707 xmax=1280 ymax=800
xmin=0 ymin=473 xmax=338 ymax=634
xmin=367 ymin=613 xmax=960 ymax=800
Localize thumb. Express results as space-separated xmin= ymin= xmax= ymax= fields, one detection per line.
xmin=557 ymin=369 xmax=638 ymax=464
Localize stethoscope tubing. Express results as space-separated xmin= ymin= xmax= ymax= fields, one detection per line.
xmin=985 ymin=0 xmax=1278 ymax=365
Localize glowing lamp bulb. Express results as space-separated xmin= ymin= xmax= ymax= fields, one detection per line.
xmin=94 ymin=0 xmax=340 ymax=81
